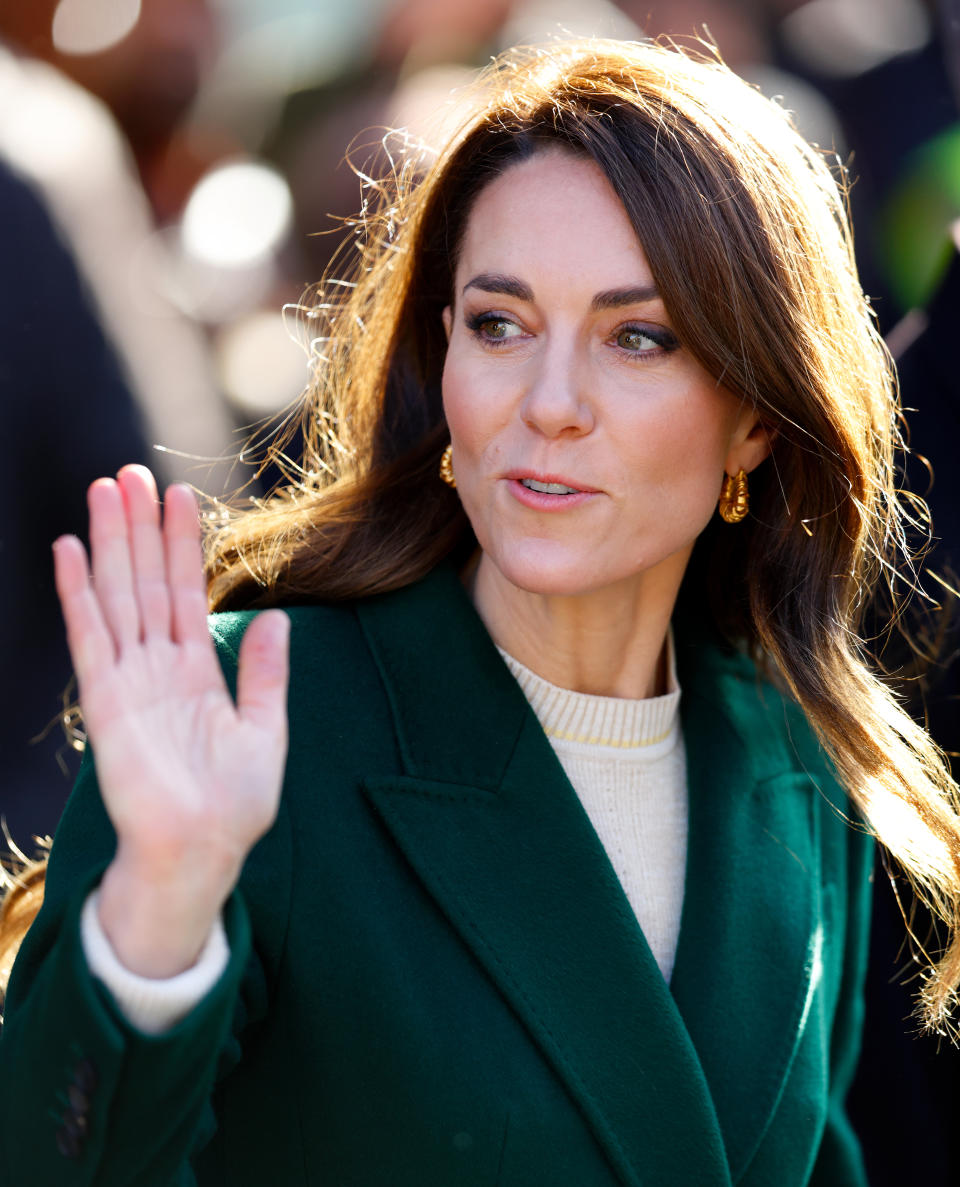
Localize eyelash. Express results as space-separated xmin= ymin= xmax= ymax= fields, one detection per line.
xmin=464 ymin=312 xmax=678 ymax=360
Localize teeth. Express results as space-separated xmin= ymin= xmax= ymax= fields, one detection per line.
xmin=521 ymin=478 xmax=579 ymax=495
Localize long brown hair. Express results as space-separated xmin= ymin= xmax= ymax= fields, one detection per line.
xmin=5 ymin=38 xmax=960 ymax=1029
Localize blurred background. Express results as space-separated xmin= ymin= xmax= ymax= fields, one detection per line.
xmin=1 ymin=1 xmax=959 ymax=1178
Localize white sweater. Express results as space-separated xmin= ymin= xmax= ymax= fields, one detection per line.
xmin=497 ymin=644 xmax=687 ymax=981
xmin=82 ymin=646 xmax=688 ymax=1032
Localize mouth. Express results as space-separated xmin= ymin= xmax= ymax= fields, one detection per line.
xmin=519 ymin=478 xmax=582 ymax=496
xmin=506 ymin=469 xmax=599 ymax=494
xmin=504 ymin=471 xmax=599 ymax=511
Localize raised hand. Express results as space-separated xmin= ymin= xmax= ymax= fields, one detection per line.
xmin=53 ymin=466 xmax=290 ymax=977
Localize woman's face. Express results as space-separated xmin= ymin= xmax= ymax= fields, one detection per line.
xmin=441 ymin=149 xmax=767 ymax=601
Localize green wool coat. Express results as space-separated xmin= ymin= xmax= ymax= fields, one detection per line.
xmin=0 ymin=565 xmax=871 ymax=1186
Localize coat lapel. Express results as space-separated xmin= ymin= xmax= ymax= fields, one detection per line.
xmin=356 ymin=568 xmax=730 ymax=1187
xmin=669 ymin=631 xmax=820 ymax=1182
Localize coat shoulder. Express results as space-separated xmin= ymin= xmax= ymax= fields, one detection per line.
xmin=207 ymin=603 xmax=361 ymax=669
xmin=207 ymin=603 xmax=379 ymax=711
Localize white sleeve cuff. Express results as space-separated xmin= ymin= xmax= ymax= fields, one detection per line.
xmin=80 ymin=889 xmax=230 ymax=1036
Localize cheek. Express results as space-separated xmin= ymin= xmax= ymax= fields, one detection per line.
xmin=440 ymin=357 xmax=469 ymax=439
xmin=618 ymin=394 xmax=728 ymax=469
xmin=615 ymin=401 xmax=733 ymax=522
xmin=441 ymin=354 xmax=508 ymax=458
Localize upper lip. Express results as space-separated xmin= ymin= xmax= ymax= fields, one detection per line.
xmin=504 ymin=469 xmax=601 ymax=493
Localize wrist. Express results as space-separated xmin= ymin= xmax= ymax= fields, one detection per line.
xmin=82 ymin=890 xmax=230 ymax=1032
xmin=98 ymin=849 xmax=238 ymax=978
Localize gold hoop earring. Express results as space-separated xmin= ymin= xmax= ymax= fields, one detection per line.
xmin=439 ymin=443 xmax=456 ymax=488
xmin=718 ymin=468 xmax=748 ymax=523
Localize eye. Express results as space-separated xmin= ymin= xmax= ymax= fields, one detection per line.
xmin=608 ymin=322 xmax=680 ymax=363
xmin=616 ymin=326 xmax=657 ymax=352
xmin=613 ymin=324 xmax=678 ymax=355
xmin=466 ymin=312 xmax=524 ymax=345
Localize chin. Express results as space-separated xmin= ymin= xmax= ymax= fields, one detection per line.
xmin=489 ymin=543 xmax=620 ymax=599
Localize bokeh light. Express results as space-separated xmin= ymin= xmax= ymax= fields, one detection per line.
xmin=782 ymin=0 xmax=930 ymax=77
xmin=52 ymin=0 xmax=143 ymax=56
xmin=216 ymin=309 xmax=308 ymax=417
xmin=181 ymin=159 xmax=293 ymax=268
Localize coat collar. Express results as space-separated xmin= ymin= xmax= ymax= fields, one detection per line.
xmin=356 ymin=565 xmax=820 ymax=1186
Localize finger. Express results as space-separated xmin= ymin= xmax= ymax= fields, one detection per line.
xmin=236 ymin=611 xmax=290 ymax=741
xmin=54 ymin=535 xmax=116 ymax=686
xmin=117 ymin=465 xmax=171 ymax=640
xmin=88 ymin=477 xmax=140 ymax=649
xmin=164 ymin=484 xmax=210 ymax=646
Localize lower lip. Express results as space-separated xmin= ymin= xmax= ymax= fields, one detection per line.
xmin=506 ymin=479 xmax=597 ymax=511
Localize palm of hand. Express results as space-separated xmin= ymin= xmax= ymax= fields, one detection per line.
xmin=53 ymin=466 xmax=290 ymax=928
xmin=81 ymin=635 xmax=286 ymax=873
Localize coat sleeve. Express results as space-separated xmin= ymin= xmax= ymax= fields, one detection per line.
xmin=807 ymin=821 xmax=874 ymax=1186
xmin=0 ymin=616 xmax=291 ymax=1186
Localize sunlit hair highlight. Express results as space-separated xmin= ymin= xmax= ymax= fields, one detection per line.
xmin=0 ymin=835 xmax=49 ymax=1020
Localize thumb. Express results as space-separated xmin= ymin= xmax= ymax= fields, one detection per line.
xmin=236 ymin=610 xmax=291 ymax=738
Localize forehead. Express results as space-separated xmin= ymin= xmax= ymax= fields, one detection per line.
xmin=455 ymin=150 xmax=652 ymax=288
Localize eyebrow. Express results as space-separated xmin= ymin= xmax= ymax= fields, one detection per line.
xmin=462 ymin=273 xmax=532 ymax=301
xmin=590 ymin=285 xmax=660 ymax=311
xmin=461 ymin=272 xmax=660 ymax=310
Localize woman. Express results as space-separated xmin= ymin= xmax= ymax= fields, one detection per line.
xmin=2 ymin=38 xmax=959 ymax=1186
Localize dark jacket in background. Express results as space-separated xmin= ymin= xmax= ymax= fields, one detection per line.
xmin=0 ymin=160 xmax=150 ymax=845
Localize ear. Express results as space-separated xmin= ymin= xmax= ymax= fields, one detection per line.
xmin=442 ymin=306 xmax=452 ymax=342
xmin=725 ymin=408 xmax=774 ymax=477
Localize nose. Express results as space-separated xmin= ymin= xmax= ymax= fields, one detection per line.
xmin=519 ymin=339 xmax=595 ymax=439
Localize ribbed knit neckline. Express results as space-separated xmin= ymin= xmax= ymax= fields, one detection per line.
xmin=497 ymin=634 xmax=681 ymax=758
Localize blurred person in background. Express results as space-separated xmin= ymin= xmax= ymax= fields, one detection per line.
xmin=0 ymin=158 xmax=152 ymax=847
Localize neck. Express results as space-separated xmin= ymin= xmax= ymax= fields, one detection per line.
xmin=467 ymin=551 xmax=689 ymax=699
